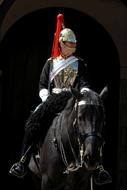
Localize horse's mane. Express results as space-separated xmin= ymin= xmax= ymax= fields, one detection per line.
xmin=25 ymin=91 xmax=72 ymax=142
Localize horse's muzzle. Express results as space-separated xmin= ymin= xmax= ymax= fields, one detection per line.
xmin=84 ymin=154 xmax=99 ymax=171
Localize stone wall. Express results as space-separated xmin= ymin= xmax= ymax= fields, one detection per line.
xmin=116 ymin=79 xmax=127 ymax=190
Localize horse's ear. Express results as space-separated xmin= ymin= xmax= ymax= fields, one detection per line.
xmin=71 ymin=88 xmax=83 ymax=100
xmin=99 ymin=85 xmax=108 ymax=100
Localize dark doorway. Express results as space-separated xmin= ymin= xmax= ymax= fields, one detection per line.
xmin=0 ymin=7 xmax=119 ymax=190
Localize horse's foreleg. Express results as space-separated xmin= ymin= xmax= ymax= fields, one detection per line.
xmin=41 ymin=174 xmax=52 ymax=190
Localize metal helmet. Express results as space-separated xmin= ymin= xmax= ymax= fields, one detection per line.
xmin=59 ymin=28 xmax=77 ymax=43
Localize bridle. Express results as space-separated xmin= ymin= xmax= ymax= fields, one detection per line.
xmin=73 ymin=99 xmax=104 ymax=164
xmin=57 ymin=97 xmax=105 ymax=175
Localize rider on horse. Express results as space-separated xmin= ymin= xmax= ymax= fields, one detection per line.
xmin=9 ymin=14 xmax=111 ymax=185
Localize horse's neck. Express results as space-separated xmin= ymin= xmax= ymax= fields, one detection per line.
xmin=59 ymin=106 xmax=77 ymax=144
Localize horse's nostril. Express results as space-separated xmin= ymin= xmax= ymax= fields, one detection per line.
xmin=84 ymin=153 xmax=99 ymax=170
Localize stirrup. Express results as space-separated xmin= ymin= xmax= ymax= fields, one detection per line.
xmin=94 ymin=165 xmax=112 ymax=185
xmin=9 ymin=162 xmax=27 ymax=178
xmin=9 ymin=146 xmax=32 ymax=178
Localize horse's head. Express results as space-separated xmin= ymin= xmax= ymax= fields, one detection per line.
xmin=72 ymin=87 xmax=107 ymax=171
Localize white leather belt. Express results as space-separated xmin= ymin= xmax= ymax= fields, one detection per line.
xmin=52 ymin=88 xmax=70 ymax=94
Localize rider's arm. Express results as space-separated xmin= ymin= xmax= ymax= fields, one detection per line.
xmin=39 ymin=59 xmax=51 ymax=102
xmin=75 ymin=58 xmax=90 ymax=92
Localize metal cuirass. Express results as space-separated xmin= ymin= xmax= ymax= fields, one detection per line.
xmin=53 ymin=61 xmax=78 ymax=88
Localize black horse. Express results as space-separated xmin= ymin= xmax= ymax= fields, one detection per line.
xmin=28 ymin=87 xmax=108 ymax=190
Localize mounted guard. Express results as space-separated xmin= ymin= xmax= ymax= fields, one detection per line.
xmin=9 ymin=13 xmax=111 ymax=186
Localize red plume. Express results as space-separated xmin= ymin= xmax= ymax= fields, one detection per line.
xmin=52 ymin=14 xmax=65 ymax=58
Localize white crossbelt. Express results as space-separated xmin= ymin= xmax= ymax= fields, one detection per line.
xmin=50 ymin=56 xmax=78 ymax=82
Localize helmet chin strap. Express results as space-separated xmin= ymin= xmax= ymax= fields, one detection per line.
xmin=60 ymin=51 xmax=72 ymax=59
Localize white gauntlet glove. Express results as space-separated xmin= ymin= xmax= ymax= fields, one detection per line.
xmin=80 ymin=87 xmax=90 ymax=94
xmin=39 ymin=89 xmax=49 ymax=102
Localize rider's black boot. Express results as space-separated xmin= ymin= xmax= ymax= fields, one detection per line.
xmin=9 ymin=145 xmax=32 ymax=178
xmin=94 ymin=165 xmax=112 ymax=185
xmin=9 ymin=103 xmax=43 ymax=178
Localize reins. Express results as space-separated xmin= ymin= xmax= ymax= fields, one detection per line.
xmin=58 ymin=110 xmax=81 ymax=174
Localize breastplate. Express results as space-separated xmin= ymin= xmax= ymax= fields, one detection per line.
xmin=53 ymin=61 xmax=78 ymax=88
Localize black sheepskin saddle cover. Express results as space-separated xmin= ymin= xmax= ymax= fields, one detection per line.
xmin=24 ymin=91 xmax=72 ymax=142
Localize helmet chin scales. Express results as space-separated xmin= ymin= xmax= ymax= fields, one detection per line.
xmin=60 ymin=41 xmax=76 ymax=57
